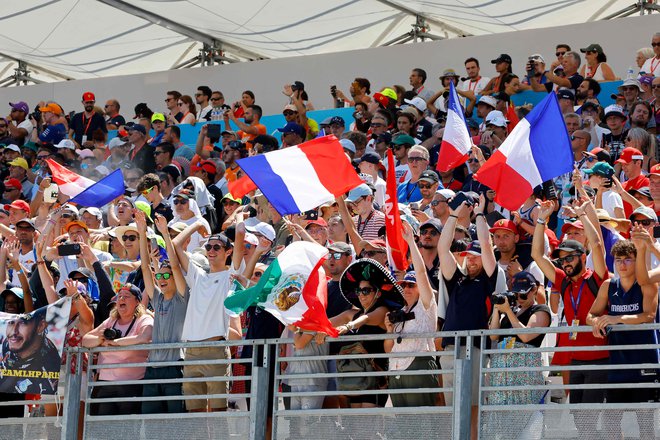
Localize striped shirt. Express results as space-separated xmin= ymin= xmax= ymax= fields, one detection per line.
xmin=353 ymin=209 xmax=385 ymax=241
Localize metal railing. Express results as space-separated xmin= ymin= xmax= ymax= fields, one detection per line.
xmin=1 ymin=325 xmax=660 ymax=439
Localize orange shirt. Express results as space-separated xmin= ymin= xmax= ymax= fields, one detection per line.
xmin=237 ymin=124 xmax=267 ymax=145
xmin=225 ymin=165 xmax=240 ymax=182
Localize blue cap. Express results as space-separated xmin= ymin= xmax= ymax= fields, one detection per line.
xmin=277 ymin=122 xmax=304 ymax=137
xmin=330 ymin=116 xmax=345 ymax=126
xmin=359 ymin=151 xmax=381 ymax=165
xmin=127 ymin=124 xmax=146 ymax=135
xmin=461 ymin=240 xmax=482 ymax=256
xmin=339 ymin=139 xmax=356 ymax=153
xmin=345 ymin=184 xmax=372 ymax=203
xmin=397 ymin=272 xmax=417 ymax=284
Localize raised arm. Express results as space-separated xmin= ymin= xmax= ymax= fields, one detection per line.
xmin=232 ymin=217 xmax=246 ymax=271
xmin=172 ymin=220 xmax=206 ymax=273
xmin=335 ymin=196 xmax=365 ymax=255
xmin=574 ymin=201 xmax=608 ymax=280
xmin=155 ymin=214 xmax=187 ymax=295
xmin=474 ymin=194 xmax=496 ymax=277
xmin=586 ymin=279 xmax=611 ymax=337
xmin=35 ymin=241 xmax=59 ymax=305
xmin=401 ymin=221 xmax=433 ymax=309
xmin=135 ymin=209 xmax=154 ymax=299
xmin=531 ymin=200 xmax=558 ymax=284
xmin=438 ymin=203 xmax=462 ymax=281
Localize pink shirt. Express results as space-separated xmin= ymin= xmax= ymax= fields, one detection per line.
xmin=97 ymin=314 xmax=153 ymax=381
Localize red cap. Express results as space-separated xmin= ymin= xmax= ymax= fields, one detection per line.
xmin=305 ymin=218 xmax=328 ymax=228
xmin=191 ymin=159 xmax=217 ymax=175
xmin=3 ymin=178 xmax=22 ymax=191
xmin=615 ymin=147 xmax=644 ymax=164
xmin=373 ymin=92 xmax=391 ymax=108
xmin=4 ymin=200 xmax=30 ymax=214
xmin=649 ymin=164 xmax=660 ymax=177
xmin=561 ymin=220 xmax=584 ymax=234
xmin=82 ymin=92 xmax=95 ymax=102
xmin=489 ymin=219 xmax=518 ymax=234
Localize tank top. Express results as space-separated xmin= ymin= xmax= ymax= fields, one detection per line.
xmin=607 ymin=278 xmax=659 ymax=382
xmin=585 ymin=63 xmax=605 ymax=81
xmin=519 ymin=202 xmax=539 ymax=225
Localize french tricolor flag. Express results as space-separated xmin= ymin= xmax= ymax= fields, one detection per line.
xmin=474 ymin=92 xmax=573 ymax=211
xmin=237 ymin=136 xmax=363 ymax=216
xmin=47 ymin=159 xmax=125 ymax=208
xmin=436 ymin=82 xmax=472 ymax=172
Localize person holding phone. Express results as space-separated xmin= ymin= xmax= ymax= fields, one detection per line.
xmin=583 ymin=162 xmax=625 ymax=219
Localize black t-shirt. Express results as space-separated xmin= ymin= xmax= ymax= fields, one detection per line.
xmin=415 ymin=119 xmax=434 ymax=142
xmin=107 ymin=114 xmax=126 ymax=127
xmin=442 ymin=267 xmax=497 ymax=348
xmin=567 ymin=73 xmax=584 ymax=94
xmin=498 ymin=304 xmax=551 ymax=347
xmin=426 ymin=255 xmax=440 ymax=291
xmin=241 ymin=305 xmax=284 ymax=359
xmin=326 ymin=280 xmax=353 ymax=319
xmin=603 ymin=129 xmax=628 ymax=162
xmin=70 ymin=112 xmax=107 ymax=145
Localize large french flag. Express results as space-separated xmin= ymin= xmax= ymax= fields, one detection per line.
xmin=46 ymin=159 xmax=125 ymax=207
xmin=436 ymin=82 xmax=472 ymax=172
xmin=474 ymin=92 xmax=573 ymax=211
xmin=236 ymin=135 xmax=363 ymax=215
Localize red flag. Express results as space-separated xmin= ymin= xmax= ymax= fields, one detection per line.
xmin=506 ymin=101 xmax=519 ymax=132
xmin=384 ymin=150 xmax=409 ymax=271
xmin=227 ymin=175 xmax=257 ymax=199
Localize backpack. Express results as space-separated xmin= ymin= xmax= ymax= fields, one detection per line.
xmin=558 ymin=274 xmax=599 ymax=322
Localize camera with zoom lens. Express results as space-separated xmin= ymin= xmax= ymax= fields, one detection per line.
xmin=492 ymin=292 xmax=516 ymax=306
xmin=388 ymin=308 xmax=415 ymax=324
xmin=103 ymin=328 xmax=122 ymax=340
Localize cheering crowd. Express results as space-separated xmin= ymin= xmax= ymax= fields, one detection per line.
xmin=0 ymin=31 xmax=659 ymax=439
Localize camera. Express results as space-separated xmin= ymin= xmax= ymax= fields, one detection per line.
xmin=31 ymin=107 xmax=41 ymax=122
xmin=388 ymin=308 xmax=415 ymax=324
xmin=103 ymin=328 xmax=122 ymax=340
xmin=330 ymin=85 xmax=337 ymax=97
xmin=492 ymin=292 xmax=516 ymax=306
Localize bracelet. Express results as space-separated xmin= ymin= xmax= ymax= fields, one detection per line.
xmin=449 ymin=214 xmax=458 ymax=219
xmin=536 ymin=218 xmax=546 ymax=225
xmin=345 ymin=322 xmax=354 ymax=331
xmin=16 ymin=269 xmax=24 ymax=275
xmin=36 ymin=260 xmax=46 ymax=265
xmin=475 ymin=213 xmax=485 ymax=218
xmin=37 ymin=189 xmax=44 ymax=193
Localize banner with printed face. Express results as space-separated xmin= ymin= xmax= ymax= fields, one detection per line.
xmin=0 ymin=297 xmax=71 ymax=394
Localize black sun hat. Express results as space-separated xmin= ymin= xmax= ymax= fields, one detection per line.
xmin=339 ymin=259 xmax=404 ymax=309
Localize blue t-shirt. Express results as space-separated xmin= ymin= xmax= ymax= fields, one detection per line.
xmin=38 ymin=123 xmax=66 ymax=144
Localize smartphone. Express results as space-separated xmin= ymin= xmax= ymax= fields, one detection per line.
xmin=409 ymin=202 xmax=420 ymax=211
xmin=149 ymin=237 xmax=159 ymax=251
xmin=303 ymin=209 xmax=319 ymax=221
xmin=43 ymin=183 xmax=59 ymax=204
xmin=207 ymin=123 xmax=221 ymax=139
xmin=602 ymin=167 xmax=615 ymax=188
xmin=58 ymin=243 xmax=81 ymax=256
xmin=448 ymin=192 xmax=471 ymax=211
xmin=653 ymin=226 xmax=660 ymax=239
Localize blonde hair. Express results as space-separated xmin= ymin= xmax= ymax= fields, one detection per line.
xmin=110 ymin=302 xmax=146 ymax=320
xmin=638 ymin=47 xmax=655 ymax=60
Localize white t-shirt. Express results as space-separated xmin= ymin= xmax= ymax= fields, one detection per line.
xmin=496 ymin=260 xmax=545 ymax=292
xmin=182 ymin=261 xmax=244 ymax=341
xmin=198 ymin=105 xmax=213 ymax=121
xmin=601 ymin=190 xmax=624 ymax=218
xmin=458 ymin=77 xmax=490 ymax=96
xmin=373 ymin=177 xmax=387 ymax=207
xmin=641 ymin=57 xmax=660 ymax=77
xmin=55 ymin=249 xmax=113 ymax=292
xmin=11 ymin=247 xmax=37 ymax=285
xmin=17 ymin=119 xmax=34 ymax=140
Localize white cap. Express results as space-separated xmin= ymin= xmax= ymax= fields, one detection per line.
xmin=339 ymin=139 xmax=356 ymax=153
xmin=403 ymin=96 xmax=427 ymax=112
xmin=244 ymin=232 xmax=259 ymax=246
xmin=108 ymin=137 xmax=125 ymax=150
xmin=80 ymin=207 xmax=102 ymax=219
xmin=244 ymin=218 xmax=276 ymax=242
xmin=56 ymin=139 xmax=76 ymax=150
xmin=76 ymin=149 xmax=95 ymax=159
xmin=529 ymin=53 xmax=545 ymax=64
xmin=4 ymin=144 xmax=20 ymax=153
xmin=62 ymin=203 xmax=79 ymax=216
xmin=435 ymin=189 xmax=456 ymax=200
xmin=477 ymin=95 xmax=498 ymax=108
xmin=485 ymin=110 xmax=508 ymax=127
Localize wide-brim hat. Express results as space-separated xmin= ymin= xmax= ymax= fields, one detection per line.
xmin=339 ymin=258 xmax=404 ymax=309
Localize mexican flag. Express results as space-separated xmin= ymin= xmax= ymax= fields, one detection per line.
xmin=224 ymin=241 xmax=338 ymax=337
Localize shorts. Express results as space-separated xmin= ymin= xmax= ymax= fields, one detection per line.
xmin=440 ymin=345 xmax=481 ymax=406
xmin=183 ymin=345 xmax=230 ymax=410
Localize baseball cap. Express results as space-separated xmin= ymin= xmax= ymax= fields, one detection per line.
xmin=604 ymin=104 xmax=626 ymax=119
xmin=1 ymin=287 xmax=24 ymax=300
xmin=329 ymin=116 xmax=345 ymax=127
xmin=461 ymin=241 xmax=482 ymax=256
xmin=418 ymin=170 xmax=439 ymax=184
xmin=249 ymin=134 xmax=279 ymax=150
xmin=485 ymin=110 xmax=508 ymax=128
xmin=9 ymin=102 xmax=29 ymax=114
xmin=477 ymin=95 xmax=497 ymax=108
xmin=561 ymin=220 xmax=584 ymax=234
xmin=168 ymin=222 xmax=188 ymax=234
xmin=8 ymin=158 xmax=29 ymax=171
xmin=244 ymin=218 xmax=276 ymax=241
xmin=489 ymin=219 xmax=518 ymax=234
xmin=108 ymin=137 xmax=125 ymax=150
xmin=151 ymin=113 xmax=165 ymax=123
xmin=3 ymin=178 xmax=22 ymax=191
xmin=359 ymin=151 xmax=381 ymax=165
xmin=282 ymin=104 xmax=298 ymax=114
xmin=511 ymin=271 xmax=538 ymax=293
xmin=397 ymin=271 xmax=418 ymax=285
xmin=376 ymin=132 xmax=392 ymax=145
xmin=39 ymin=103 xmax=62 ymax=115
xmin=583 ymin=161 xmax=614 ymax=177
xmin=580 ymin=43 xmax=603 ymax=54
xmin=420 ymin=218 xmax=442 ymax=233
xmin=175 ymin=189 xmax=195 ymax=200
xmin=582 ymin=147 xmax=610 ymax=163
xmin=80 ymin=207 xmax=102 ymax=219
xmin=556 ymin=239 xmax=586 ymax=254
xmin=127 ymin=124 xmax=147 ymax=135
xmin=221 ymin=130 xmax=237 ymax=137
xmin=327 ymin=241 xmax=352 ymax=254
xmin=56 ymin=139 xmax=76 ymax=150
xmin=615 ymin=147 xmax=644 ymax=164
xmin=403 ymin=97 xmax=427 ymax=112
xmin=491 ymin=54 xmax=512 ymax=64
xmin=435 ymin=188 xmax=456 ymax=200
xmin=339 ymin=139 xmax=356 ymax=154
xmin=191 ymin=159 xmax=217 ymax=175
xmin=557 ymin=89 xmax=575 ymax=101
xmin=345 ymin=184 xmax=373 ymax=203
xmin=529 ymin=53 xmax=545 ymax=64
xmin=439 ymin=68 xmax=460 ymax=79
xmin=277 ymin=122 xmax=304 ymax=137
xmin=305 ymin=218 xmax=329 ymax=229
xmin=4 ymin=200 xmax=30 ymax=214
xmin=65 ymin=220 xmax=89 ymax=233
xmin=227 ymin=140 xmax=245 ymax=150
xmin=466 ymin=118 xmax=480 ymax=130
xmin=76 ymin=149 xmax=95 ymax=159
xmin=82 ymin=92 xmax=96 ymax=102
xmin=580 ymin=101 xmax=600 ymax=112
xmin=118 ymin=284 xmax=142 ymax=302
xmin=392 ymin=134 xmax=416 ymax=146
xmin=630 ymin=206 xmax=658 ymax=222
xmin=4 ymin=144 xmax=20 ymax=154
xmin=630 ymin=186 xmax=652 ymax=199
xmin=15 ymin=218 xmax=36 ymax=230
xmin=649 ymin=164 xmax=660 ymax=177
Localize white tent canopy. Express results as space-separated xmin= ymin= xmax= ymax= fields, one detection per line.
xmin=0 ymin=0 xmax=647 ymax=83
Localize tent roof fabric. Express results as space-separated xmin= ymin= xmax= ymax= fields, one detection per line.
xmin=0 ymin=0 xmax=642 ymax=82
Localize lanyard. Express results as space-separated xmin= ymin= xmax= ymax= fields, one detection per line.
xmin=468 ymin=77 xmax=481 ymax=92
xmin=586 ymin=63 xmax=599 ymax=78
xmin=650 ymin=57 xmax=660 ymax=75
xmin=568 ymin=280 xmax=586 ymax=318
xmin=357 ymin=210 xmax=375 ymax=236
xmin=81 ymin=113 xmax=94 ymax=136
xmin=405 ymin=181 xmax=418 ymax=201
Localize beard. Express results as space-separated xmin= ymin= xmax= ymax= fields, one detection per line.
xmin=84 ymin=105 xmax=94 ymax=112
xmin=564 ymin=258 xmax=583 ymax=277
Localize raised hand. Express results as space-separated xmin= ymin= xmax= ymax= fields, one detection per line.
xmin=154 ymin=213 xmax=168 ymax=235
xmin=134 ymin=209 xmax=147 ymax=232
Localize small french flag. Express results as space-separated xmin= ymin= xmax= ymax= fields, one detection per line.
xmin=237 ymin=136 xmax=363 ymax=216
xmin=47 ymin=159 xmax=125 ymax=208
xmin=474 ymin=92 xmax=573 ymax=211
xmin=436 ymin=82 xmax=472 ymax=172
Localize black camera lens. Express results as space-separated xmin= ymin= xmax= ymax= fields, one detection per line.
xmin=103 ymin=328 xmax=122 ymax=340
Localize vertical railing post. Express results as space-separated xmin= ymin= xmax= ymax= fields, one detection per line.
xmin=62 ymin=348 xmax=82 ymax=440
xmin=452 ymin=335 xmax=474 ymax=440
xmin=250 ymin=341 xmax=269 ymax=440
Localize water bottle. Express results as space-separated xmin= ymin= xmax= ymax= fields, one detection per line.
xmin=626 ymin=66 xmax=635 ymax=79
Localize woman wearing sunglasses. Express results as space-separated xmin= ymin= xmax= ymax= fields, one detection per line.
xmin=108 ymin=222 xmax=142 ymax=293
xmin=336 ymin=257 xmax=404 ymax=409
xmin=168 ymin=189 xmax=211 ymax=252
xmin=136 ymin=209 xmax=189 ymax=413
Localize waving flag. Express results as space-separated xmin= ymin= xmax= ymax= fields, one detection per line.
xmin=47 ymin=159 xmax=125 ymax=207
xmin=506 ymin=101 xmax=520 ymax=131
xmin=236 ymin=135 xmax=362 ymax=216
xmin=385 ymin=150 xmax=409 ymax=271
xmin=224 ymin=242 xmax=338 ymax=337
xmin=474 ymin=92 xmax=572 ymax=211
xmin=228 ymin=175 xmax=256 ymax=199
xmin=437 ymin=82 xmax=472 ymax=172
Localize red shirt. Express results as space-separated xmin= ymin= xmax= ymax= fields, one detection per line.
xmin=553 ymin=267 xmax=608 ymax=362
xmin=622 ymin=174 xmax=650 ymax=217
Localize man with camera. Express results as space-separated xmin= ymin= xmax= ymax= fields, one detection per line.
xmin=225 ymin=104 xmax=267 ymax=145
xmin=438 ymin=193 xmax=497 ymax=438
xmin=522 ymin=54 xmax=551 ymax=93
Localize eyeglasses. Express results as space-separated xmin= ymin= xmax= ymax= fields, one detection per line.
xmin=652 ymin=85 xmax=660 ymax=90
xmin=361 ymin=250 xmax=385 ymax=258
xmin=430 ymin=199 xmax=447 ymax=206
xmin=556 ymin=253 xmax=581 ymax=265
xmin=141 ymin=185 xmax=156 ymax=196
xmin=370 ymin=123 xmax=385 ymax=128
xmin=37 ymin=154 xmax=51 ymax=160
xmin=173 ymin=198 xmax=189 ymax=205
xmin=399 ymin=281 xmax=416 ymax=289
xmin=614 ymin=258 xmax=634 ymax=266
xmin=555 ymin=51 xmax=566 ymax=57
xmin=632 ymin=218 xmax=654 ymax=226
xmin=329 ymin=252 xmax=348 ymax=260
xmin=356 ymin=287 xmax=375 ymax=296
xmin=122 ymin=234 xmax=138 ymax=242
xmin=155 ymin=273 xmax=172 ymax=280
xmin=154 ymin=150 xmax=166 ymax=156
xmin=61 ymin=213 xmax=74 ymax=219
xmin=205 ymin=243 xmax=226 ymax=252
xmin=468 ymin=158 xmax=479 ymax=163
xmin=420 ymin=229 xmax=439 ymax=236
xmin=408 ymin=156 xmax=427 ymax=162
xmin=418 ymin=183 xmax=433 ymax=189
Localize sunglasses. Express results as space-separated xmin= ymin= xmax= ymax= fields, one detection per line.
xmin=283 ymin=111 xmax=296 ymax=116
xmin=652 ymin=85 xmax=660 ymax=90
xmin=329 ymin=252 xmax=348 ymax=260
xmin=37 ymin=154 xmax=51 ymax=160
xmin=571 ymin=135 xmax=586 ymax=141
xmin=155 ymin=273 xmax=172 ymax=280
xmin=122 ymin=234 xmax=138 ymax=242
xmin=205 ymin=243 xmax=226 ymax=252
xmin=468 ymin=158 xmax=479 ymax=163
xmin=408 ymin=157 xmax=426 ymax=162
xmin=420 ymin=229 xmax=439 ymax=236
xmin=173 ymin=198 xmax=189 ymax=205
xmin=141 ymin=185 xmax=156 ymax=195
xmin=632 ymin=218 xmax=654 ymax=226
xmin=177 ymin=102 xmax=184 ymax=106
xmin=356 ymin=287 xmax=375 ymax=296
xmin=370 ymin=123 xmax=385 ymax=128
xmin=430 ymin=200 xmax=447 ymax=206
xmin=516 ymin=292 xmax=529 ymax=300
xmin=211 ymin=97 xmax=223 ymax=101
xmin=165 ymin=97 xmax=174 ymax=102
xmin=652 ymin=42 xmax=660 ymax=47
xmin=556 ymin=253 xmax=580 ymax=265
xmin=154 ymin=150 xmax=166 ymax=156
xmin=71 ymin=276 xmax=87 ymax=282
xmin=399 ymin=281 xmax=416 ymax=289
xmin=418 ymin=183 xmax=433 ymax=189
xmin=555 ymin=51 xmax=566 ymax=57
xmin=61 ymin=213 xmax=74 ymax=219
